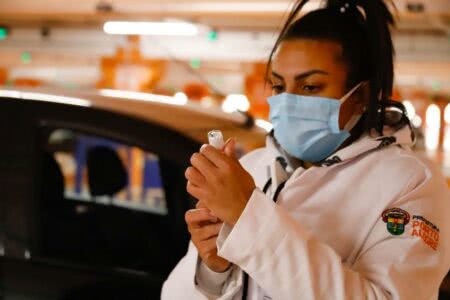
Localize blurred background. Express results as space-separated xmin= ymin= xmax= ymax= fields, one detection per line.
xmin=0 ymin=1 xmax=450 ymax=298
xmin=0 ymin=0 xmax=449 ymax=176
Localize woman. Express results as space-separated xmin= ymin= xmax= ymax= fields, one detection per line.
xmin=162 ymin=0 xmax=450 ymax=299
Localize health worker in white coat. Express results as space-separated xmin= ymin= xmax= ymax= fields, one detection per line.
xmin=162 ymin=0 xmax=450 ymax=299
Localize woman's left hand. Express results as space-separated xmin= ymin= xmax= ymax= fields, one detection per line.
xmin=185 ymin=139 xmax=256 ymax=225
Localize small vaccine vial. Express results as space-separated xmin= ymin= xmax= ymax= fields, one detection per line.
xmin=208 ymin=130 xmax=225 ymax=149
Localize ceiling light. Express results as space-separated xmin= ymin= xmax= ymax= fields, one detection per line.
xmin=222 ymin=94 xmax=250 ymax=113
xmin=174 ymin=92 xmax=188 ymax=105
xmin=445 ymin=104 xmax=450 ymax=124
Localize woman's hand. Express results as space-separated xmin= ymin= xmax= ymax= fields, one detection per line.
xmin=185 ymin=205 xmax=231 ymax=273
xmin=185 ymin=139 xmax=256 ymax=225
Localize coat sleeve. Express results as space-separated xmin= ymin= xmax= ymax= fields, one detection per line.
xmin=216 ymin=170 xmax=450 ymax=300
xmin=161 ymin=149 xmax=269 ymax=300
xmin=161 ymin=241 xmax=245 ymax=300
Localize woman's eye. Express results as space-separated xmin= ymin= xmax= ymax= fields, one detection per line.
xmin=302 ymin=85 xmax=320 ymax=93
xmin=271 ymin=85 xmax=284 ymax=93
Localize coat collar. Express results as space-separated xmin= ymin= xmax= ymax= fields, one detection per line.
xmin=265 ymin=125 xmax=414 ymax=169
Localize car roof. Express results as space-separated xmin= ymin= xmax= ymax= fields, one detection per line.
xmin=0 ymin=88 xmax=268 ymax=149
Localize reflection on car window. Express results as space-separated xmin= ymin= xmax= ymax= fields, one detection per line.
xmin=48 ymin=129 xmax=167 ymax=215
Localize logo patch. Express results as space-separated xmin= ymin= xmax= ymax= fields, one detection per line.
xmin=382 ymin=208 xmax=410 ymax=235
xmin=412 ymin=215 xmax=440 ymax=250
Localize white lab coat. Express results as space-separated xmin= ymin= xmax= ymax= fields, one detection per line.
xmin=162 ymin=126 xmax=450 ymax=300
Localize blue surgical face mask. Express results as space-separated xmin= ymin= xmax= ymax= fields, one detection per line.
xmin=267 ymin=83 xmax=363 ymax=162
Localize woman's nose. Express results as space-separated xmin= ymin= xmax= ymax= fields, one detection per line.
xmin=285 ymin=84 xmax=298 ymax=95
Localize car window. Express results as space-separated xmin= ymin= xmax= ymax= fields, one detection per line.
xmin=38 ymin=128 xmax=179 ymax=273
xmin=47 ymin=128 xmax=167 ymax=215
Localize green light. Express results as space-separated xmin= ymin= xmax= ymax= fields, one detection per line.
xmin=0 ymin=28 xmax=7 ymax=40
xmin=432 ymin=81 xmax=441 ymax=91
xmin=190 ymin=59 xmax=201 ymax=69
xmin=21 ymin=51 xmax=31 ymax=64
xmin=207 ymin=31 xmax=218 ymax=41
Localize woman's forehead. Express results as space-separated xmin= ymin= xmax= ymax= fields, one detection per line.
xmin=271 ymin=39 xmax=346 ymax=76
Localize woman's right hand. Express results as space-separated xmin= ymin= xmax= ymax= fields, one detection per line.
xmin=185 ymin=203 xmax=231 ymax=273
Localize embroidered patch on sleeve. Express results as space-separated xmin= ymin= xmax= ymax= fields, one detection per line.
xmin=382 ymin=208 xmax=410 ymax=235
xmin=411 ymin=215 xmax=440 ymax=250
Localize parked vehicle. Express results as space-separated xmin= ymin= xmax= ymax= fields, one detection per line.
xmin=0 ymin=88 xmax=266 ymax=299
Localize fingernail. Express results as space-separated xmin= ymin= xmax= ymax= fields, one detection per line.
xmin=200 ymin=144 xmax=208 ymax=152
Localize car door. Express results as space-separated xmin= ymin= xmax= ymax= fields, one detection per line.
xmin=0 ymin=96 xmax=199 ymax=299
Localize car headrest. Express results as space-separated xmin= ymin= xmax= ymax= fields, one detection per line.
xmin=41 ymin=153 xmax=64 ymax=205
xmin=87 ymin=146 xmax=128 ymax=197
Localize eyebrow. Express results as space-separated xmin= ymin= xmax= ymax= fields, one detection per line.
xmin=271 ymin=70 xmax=329 ymax=81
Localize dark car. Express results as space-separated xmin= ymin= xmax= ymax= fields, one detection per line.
xmin=0 ymin=88 xmax=266 ymax=300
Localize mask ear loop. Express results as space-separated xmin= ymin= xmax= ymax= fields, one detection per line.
xmin=341 ymin=81 xmax=369 ymax=131
xmin=340 ymin=81 xmax=365 ymax=104
xmin=344 ymin=113 xmax=363 ymax=131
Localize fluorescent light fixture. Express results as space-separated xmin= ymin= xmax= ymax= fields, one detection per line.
xmin=445 ymin=133 xmax=450 ymax=152
xmin=445 ymin=104 xmax=450 ymax=124
xmin=255 ymin=119 xmax=273 ymax=132
xmin=426 ymin=104 xmax=441 ymax=129
xmin=103 ymin=21 xmax=199 ymax=36
xmin=445 ymin=129 xmax=450 ymax=153
xmin=0 ymin=90 xmax=90 ymax=107
xmin=445 ymin=104 xmax=450 ymax=152
xmin=99 ymin=89 xmax=187 ymax=105
xmin=222 ymin=94 xmax=250 ymax=113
